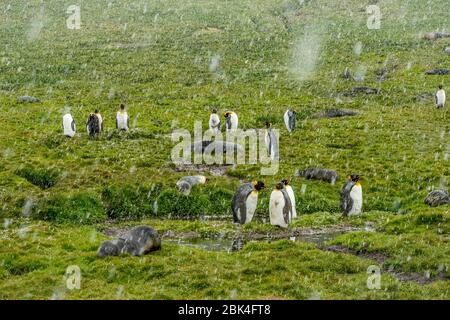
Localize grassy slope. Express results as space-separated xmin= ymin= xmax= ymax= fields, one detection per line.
xmin=0 ymin=0 xmax=449 ymax=299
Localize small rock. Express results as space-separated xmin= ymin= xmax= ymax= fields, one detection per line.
xmin=313 ymin=108 xmax=359 ymax=119
xmin=296 ymin=168 xmax=339 ymax=184
xmin=424 ymin=190 xmax=449 ymax=207
xmin=18 ymin=96 xmax=40 ymax=103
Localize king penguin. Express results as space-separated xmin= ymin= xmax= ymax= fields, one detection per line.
xmin=231 ymin=180 xmax=265 ymax=224
xmin=209 ymin=109 xmax=221 ymax=134
xmin=281 ymin=179 xmax=296 ymax=219
xmin=116 ymin=103 xmax=130 ymax=131
xmin=340 ymin=174 xmax=363 ymax=217
xmin=62 ymin=113 xmax=76 ymax=138
xmin=94 ymin=109 xmax=103 ymax=133
xmin=283 ymin=108 xmax=297 ymax=133
xmin=269 ymin=182 xmax=292 ymax=228
xmin=264 ymin=122 xmax=279 ymax=161
xmin=224 ymin=111 xmax=238 ymax=131
xmin=436 ymin=85 xmax=446 ymax=108
xmin=86 ymin=113 xmax=100 ymax=138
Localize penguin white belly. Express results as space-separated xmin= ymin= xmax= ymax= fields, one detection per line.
xmin=63 ymin=115 xmax=75 ymax=138
xmin=269 ymin=190 xmax=288 ymax=228
xmin=244 ymin=191 xmax=258 ymax=223
xmin=97 ymin=115 xmax=103 ymax=132
xmin=283 ymin=111 xmax=291 ymax=132
xmin=230 ymin=114 xmax=238 ymax=130
xmin=286 ymin=186 xmax=297 ymax=219
xmin=436 ymin=91 xmax=446 ymax=107
xmin=349 ymin=185 xmax=362 ymax=216
xmin=117 ymin=113 xmax=128 ymax=130
xmin=209 ymin=115 xmax=220 ymax=133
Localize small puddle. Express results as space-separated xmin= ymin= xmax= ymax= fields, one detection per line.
xmin=163 ymin=231 xmax=343 ymax=252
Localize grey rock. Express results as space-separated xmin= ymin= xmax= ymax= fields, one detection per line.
xmin=424 ymin=190 xmax=449 ymax=207
xmin=18 ymin=96 xmax=40 ymax=103
xmin=313 ymin=108 xmax=359 ymax=119
xmin=189 ymin=140 xmax=244 ymax=155
xmin=296 ymin=168 xmax=339 ymax=184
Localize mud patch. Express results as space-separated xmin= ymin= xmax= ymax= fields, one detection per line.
xmin=173 ymin=162 xmax=234 ymax=176
xmin=319 ymin=245 xmax=448 ymax=285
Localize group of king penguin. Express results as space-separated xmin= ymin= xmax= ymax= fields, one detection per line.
xmin=62 ymin=103 xmax=130 ymax=138
xmin=207 ymin=108 xmax=366 ymax=227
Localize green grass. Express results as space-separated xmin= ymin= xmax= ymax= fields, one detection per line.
xmin=0 ymin=0 xmax=449 ymax=299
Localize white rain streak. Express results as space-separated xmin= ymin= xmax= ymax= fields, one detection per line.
xmin=27 ymin=6 xmax=46 ymax=42
xmin=22 ymin=199 xmax=33 ymax=217
xmin=289 ymin=25 xmax=325 ymax=84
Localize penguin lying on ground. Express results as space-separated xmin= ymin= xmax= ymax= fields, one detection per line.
xmin=176 ymin=175 xmax=208 ymax=195
xmin=116 ymin=103 xmax=130 ymax=131
xmin=264 ymin=122 xmax=279 ymax=161
xmin=224 ymin=111 xmax=238 ymax=131
xmin=340 ymin=174 xmax=363 ymax=217
xmin=232 ymin=181 xmax=265 ymax=224
xmin=269 ymin=182 xmax=292 ymax=228
xmin=284 ymin=108 xmax=297 ymax=133
xmin=62 ymin=113 xmax=76 ymax=138
xmin=209 ymin=109 xmax=221 ymax=134
xmin=281 ymin=179 xmax=296 ymax=219
xmin=436 ymin=85 xmax=446 ymax=108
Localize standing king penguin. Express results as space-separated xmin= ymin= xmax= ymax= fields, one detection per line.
xmin=232 ymin=181 xmax=265 ymax=224
xmin=340 ymin=174 xmax=363 ymax=217
xmin=116 ymin=103 xmax=130 ymax=131
xmin=436 ymin=85 xmax=446 ymax=108
xmin=224 ymin=111 xmax=238 ymax=131
xmin=264 ymin=122 xmax=279 ymax=161
xmin=209 ymin=109 xmax=221 ymax=134
xmin=281 ymin=179 xmax=297 ymax=219
xmin=283 ymin=108 xmax=297 ymax=133
xmin=86 ymin=113 xmax=100 ymax=138
xmin=269 ymin=182 xmax=292 ymax=228
xmin=62 ymin=113 xmax=76 ymax=138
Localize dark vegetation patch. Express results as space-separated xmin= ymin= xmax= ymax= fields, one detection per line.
xmin=33 ymin=192 xmax=106 ymax=224
xmin=15 ymin=166 xmax=59 ymax=189
xmin=425 ymin=69 xmax=450 ymax=75
xmin=312 ymin=109 xmax=359 ymax=118
xmin=342 ymin=86 xmax=380 ymax=96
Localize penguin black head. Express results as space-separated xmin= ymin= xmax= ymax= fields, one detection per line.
xmin=120 ymin=103 xmax=126 ymax=110
xmin=281 ymin=179 xmax=289 ymax=186
xmin=264 ymin=121 xmax=272 ymax=128
xmin=438 ymin=84 xmax=443 ymax=90
xmin=224 ymin=112 xmax=230 ymax=118
xmin=348 ymin=174 xmax=360 ymax=182
xmin=275 ymin=182 xmax=284 ymax=190
xmin=252 ymin=180 xmax=265 ymax=191
xmin=212 ymin=108 xmax=218 ymax=114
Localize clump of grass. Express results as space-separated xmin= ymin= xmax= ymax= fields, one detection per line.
xmin=156 ymin=189 xmax=210 ymax=217
xmin=33 ymin=192 xmax=106 ymax=224
xmin=15 ymin=166 xmax=59 ymax=189
xmin=101 ymin=184 xmax=163 ymax=220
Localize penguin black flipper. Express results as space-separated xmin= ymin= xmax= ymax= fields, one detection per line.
xmin=71 ymin=120 xmax=76 ymax=132
xmin=281 ymin=189 xmax=292 ymax=224
xmin=340 ymin=181 xmax=356 ymax=217
xmin=231 ymin=183 xmax=253 ymax=224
